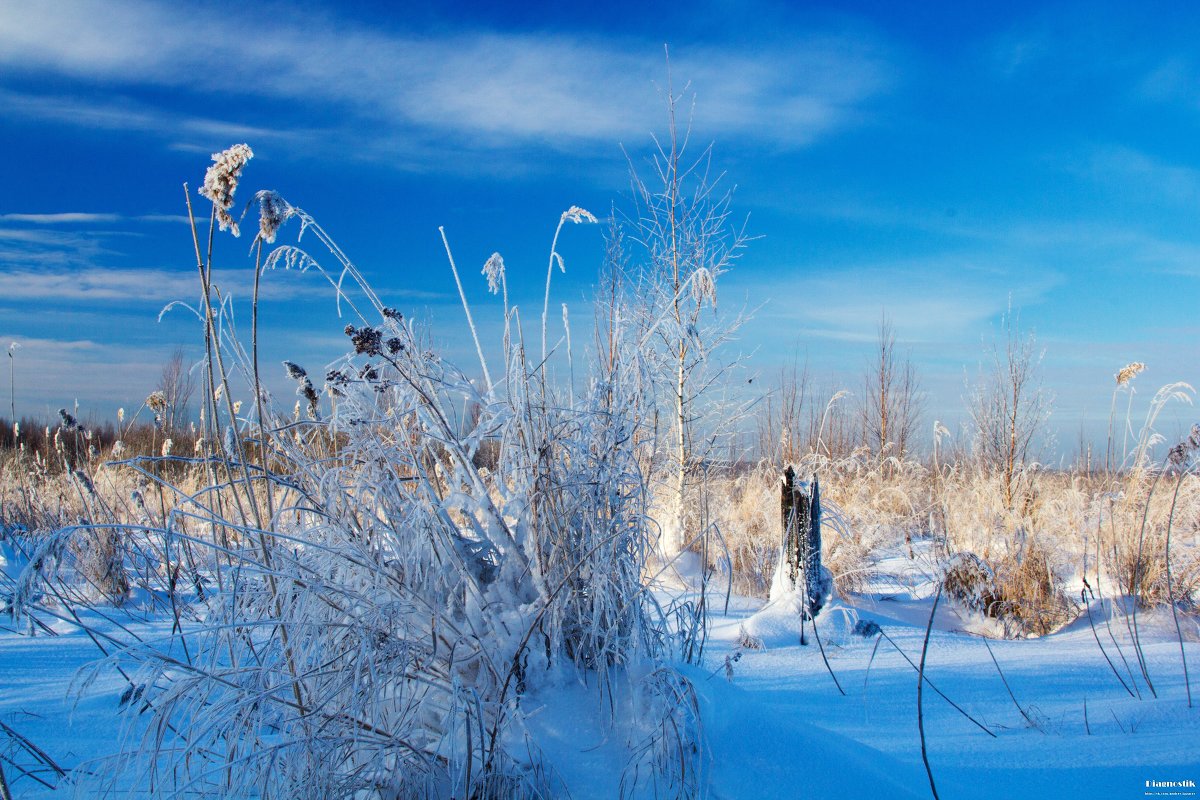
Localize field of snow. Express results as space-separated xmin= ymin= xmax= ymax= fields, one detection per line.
xmin=4 ymin=540 xmax=1197 ymax=800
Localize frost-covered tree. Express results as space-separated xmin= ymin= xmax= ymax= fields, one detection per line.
xmin=966 ymin=310 xmax=1051 ymax=508
xmin=627 ymin=68 xmax=750 ymax=557
xmin=859 ymin=315 xmax=922 ymax=460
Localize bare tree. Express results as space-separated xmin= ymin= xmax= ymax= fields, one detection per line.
xmin=158 ymin=347 xmax=196 ymax=434
xmin=756 ymin=353 xmax=810 ymax=466
xmin=628 ymin=63 xmax=750 ymax=556
xmin=966 ymin=312 xmax=1051 ymax=508
xmin=860 ymin=315 xmax=923 ymax=460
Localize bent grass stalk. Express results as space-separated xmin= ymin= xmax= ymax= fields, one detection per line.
xmin=918 ymin=583 xmax=942 ymax=800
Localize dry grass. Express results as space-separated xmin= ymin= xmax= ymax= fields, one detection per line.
xmin=700 ymin=451 xmax=1199 ymax=638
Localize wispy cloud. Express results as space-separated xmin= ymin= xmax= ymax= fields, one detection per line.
xmin=0 ymin=265 xmax=362 ymax=305
xmin=0 ymin=333 xmax=186 ymax=412
xmin=0 ymin=212 xmax=194 ymax=225
xmin=0 ymin=212 xmax=122 ymax=224
xmin=0 ymin=1 xmax=893 ymax=160
xmin=747 ymin=257 xmax=1061 ymax=344
xmin=0 ymin=87 xmax=302 ymax=147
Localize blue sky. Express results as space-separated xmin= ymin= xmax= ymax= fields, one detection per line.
xmin=0 ymin=0 xmax=1196 ymax=457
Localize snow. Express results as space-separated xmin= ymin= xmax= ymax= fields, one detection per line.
xmin=3 ymin=544 xmax=1199 ymax=799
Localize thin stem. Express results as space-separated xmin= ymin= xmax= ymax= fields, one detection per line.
xmin=541 ymin=216 xmax=567 ymax=365
xmin=440 ymin=226 xmax=492 ymax=393
xmin=918 ymin=583 xmax=942 ymax=800
xmin=1164 ymin=468 xmax=1193 ymax=707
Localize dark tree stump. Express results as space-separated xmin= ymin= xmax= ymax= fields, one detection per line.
xmin=781 ymin=466 xmax=826 ymax=620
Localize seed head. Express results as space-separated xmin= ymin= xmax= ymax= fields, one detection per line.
xmin=561 ymin=205 xmax=598 ymax=225
xmin=1115 ymin=362 xmax=1146 ymax=386
xmin=199 ymin=143 xmax=254 ymax=237
xmin=345 ymin=325 xmax=382 ymax=356
xmin=147 ymin=391 xmax=168 ymax=413
xmin=254 ymin=190 xmax=292 ymax=244
xmin=283 ymin=361 xmax=308 ymax=381
xmin=482 ymin=252 xmax=505 ymax=294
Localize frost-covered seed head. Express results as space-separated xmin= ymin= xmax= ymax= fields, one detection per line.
xmin=147 ymin=391 xmax=167 ymax=413
xmin=561 ymin=205 xmax=598 ymax=225
xmin=1115 ymin=362 xmax=1146 ymax=386
xmin=283 ymin=361 xmax=308 ymax=381
xmin=482 ymin=252 xmax=505 ymax=294
xmin=199 ymin=143 xmax=254 ymax=236
xmin=58 ymin=408 xmax=80 ymax=431
xmin=254 ymin=190 xmax=292 ymax=244
xmin=345 ymin=325 xmax=383 ymax=356
xmin=161 ymin=438 xmax=173 ymax=457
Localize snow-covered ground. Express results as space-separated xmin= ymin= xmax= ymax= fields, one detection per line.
xmin=3 ymin=544 xmax=1198 ymax=799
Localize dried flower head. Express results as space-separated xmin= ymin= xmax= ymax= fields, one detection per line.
xmin=325 ymin=368 xmax=349 ymax=397
xmin=1169 ymin=443 xmax=1188 ymax=467
xmin=161 ymin=438 xmax=174 ymax=457
xmin=382 ymin=307 xmax=404 ymax=321
xmin=147 ymin=391 xmax=167 ymax=413
xmin=199 ymin=143 xmax=254 ymax=236
xmin=254 ymin=190 xmax=293 ymax=244
xmin=1115 ymin=362 xmax=1146 ymax=386
xmin=345 ymin=324 xmax=382 ymax=357
xmin=301 ymin=383 xmax=320 ymax=419
xmin=232 ymin=400 xmax=243 ymax=415
xmin=58 ymin=408 xmax=81 ymax=431
xmin=561 ymin=205 xmax=598 ymax=225
xmin=117 ymin=407 xmax=125 ymax=424
xmin=482 ymin=252 xmax=505 ymax=294
xmin=1170 ymin=423 xmax=1200 ymax=467
xmin=283 ymin=361 xmax=308 ymax=381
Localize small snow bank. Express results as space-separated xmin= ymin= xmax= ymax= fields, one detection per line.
xmin=722 ymin=594 xmax=870 ymax=651
xmin=683 ymin=665 xmax=927 ymax=800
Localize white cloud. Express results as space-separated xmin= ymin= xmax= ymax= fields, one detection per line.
xmin=0 ymin=212 xmax=122 ymax=224
xmin=0 ymin=1 xmax=892 ymax=157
